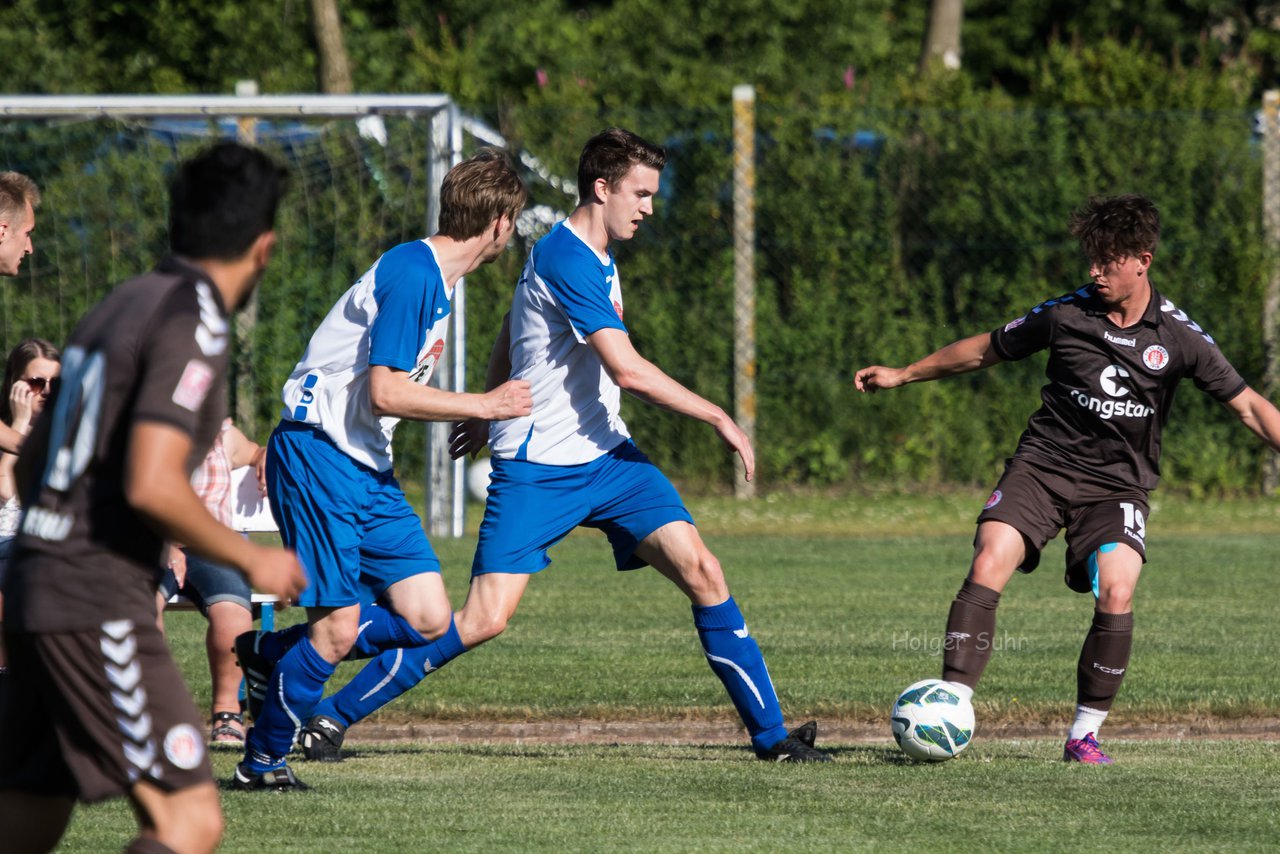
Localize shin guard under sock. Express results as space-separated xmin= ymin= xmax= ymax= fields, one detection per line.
xmin=692 ymin=597 xmax=787 ymax=752
xmin=1076 ymin=610 xmax=1134 ymax=712
xmin=941 ymin=578 xmax=1001 ymax=689
xmin=244 ymin=637 xmax=335 ymax=771
xmin=316 ymin=618 xmax=468 ymax=727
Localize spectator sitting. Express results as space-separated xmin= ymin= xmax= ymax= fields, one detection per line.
xmin=159 ymin=418 xmax=267 ymax=747
xmin=0 ymin=338 xmax=61 ymax=679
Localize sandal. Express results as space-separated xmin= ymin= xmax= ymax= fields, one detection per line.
xmin=210 ymin=711 xmax=245 ymax=747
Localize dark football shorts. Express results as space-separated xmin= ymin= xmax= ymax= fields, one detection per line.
xmin=977 ymin=457 xmax=1149 ymax=591
xmin=0 ymin=619 xmax=212 ymax=803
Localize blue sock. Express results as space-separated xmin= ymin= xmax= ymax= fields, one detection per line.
xmin=315 ymin=618 xmax=468 ymax=727
xmin=258 ymin=622 xmax=308 ymax=665
xmin=692 ymin=597 xmax=787 ymax=753
xmin=243 ymin=637 xmax=335 ymax=772
xmin=348 ymin=603 xmax=432 ymax=658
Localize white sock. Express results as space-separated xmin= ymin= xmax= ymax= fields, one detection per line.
xmin=945 ymin=681 xmax=974 ymax=702
xmin=1068 ymin=705 xmax=1108 ymax=741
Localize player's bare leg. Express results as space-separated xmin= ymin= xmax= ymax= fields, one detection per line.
xmin=129 ymin=780 xmax=222 ymax=854
xmin=381 ymin=572 xmax=455 ymax=640
xmin=635 ymin=521 xmax=830 ymax=761
xmin=1065 ymin=542 xmax=1142 ymax=764
xmin=0 ymin=791 xmax=74 ymax=853
xmin=454 ymin=572 xmax=532 ymax=648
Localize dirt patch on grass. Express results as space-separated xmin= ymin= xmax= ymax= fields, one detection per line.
xmin=346 ymin=715 xmax=1280 ymax=745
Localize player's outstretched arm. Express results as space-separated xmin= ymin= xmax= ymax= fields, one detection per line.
xmin=125 ymin=421 xmax=307 ymax=602
xmin=1223 ymin=387 xmax=1280 ymax=453
xmin=587 ymin=327 xmax=755 ymax=481
xmin=854 ymin=332 xmax=1001 ymax=393
xmin=369 ymin=363 xmax=531 ymax=425
xmin=450 ymin=313 xmax=515 ymax=460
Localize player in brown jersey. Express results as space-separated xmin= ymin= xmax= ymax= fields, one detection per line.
xmin=0 ymin=143 xmax=306 ymax=854
xmin=854 ymin=194 xmax=1280 ymax=764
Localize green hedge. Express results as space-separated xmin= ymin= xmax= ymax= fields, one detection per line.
xmin=1 ymin=45 xmax=1271 ymax=493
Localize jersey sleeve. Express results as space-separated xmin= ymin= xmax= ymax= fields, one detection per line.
xmin=990 ymin=301 xmax=1056 ymax=361
xmin=368 ymin=248 xmax=436 ymax=372
xmin=1183 ymin=330 xmax=1248 ymax=403
xmin=132 ymin=282 xmax=229 ymax=437
xmin=540 ymin=247 xmax=627 ymax=340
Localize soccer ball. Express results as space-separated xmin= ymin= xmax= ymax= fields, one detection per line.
xmin=466 ymin=457 xmax=493 ymax=503
xmin=890 ymin=679 xmax=975 ymax=761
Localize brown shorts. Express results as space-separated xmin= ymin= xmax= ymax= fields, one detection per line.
xmin=0 ymin=619 xmax=212 ymax=803
xmin=977 ymin=458 xmax=1149 ymax=589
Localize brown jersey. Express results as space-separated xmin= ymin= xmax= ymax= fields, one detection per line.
xmin=990 ymin=282 xmax=1247 ymax=491
xmin=5 ymin=256 xmax=230 ymax=632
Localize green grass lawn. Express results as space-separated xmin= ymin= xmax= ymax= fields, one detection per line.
xmin=58 ymin=492 xmax=1280 ymax=852
xmin=60 ymin=740 xmax=1280 ymax=852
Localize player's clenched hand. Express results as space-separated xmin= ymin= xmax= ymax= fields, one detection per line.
xmin=483 ymin=379 xmax=532 ymax=421
xmin=715 ymin=415 xmax=756 ymax=482
xmin=449 ymin=419 xmax=488 ymax=459
xmin=243 ymin=545 xmax=307 ymax=605
xmin=854 ymin=365 xmax=907 ymax=393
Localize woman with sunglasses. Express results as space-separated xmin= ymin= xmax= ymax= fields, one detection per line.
xmin=0 ymin=338 xmax=61 ymax=619
xmin=0 ymin=337 xmax=61 ymax=692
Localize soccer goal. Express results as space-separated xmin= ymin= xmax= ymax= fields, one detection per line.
xmin=0 ymin=93 xmax=476 ymax=536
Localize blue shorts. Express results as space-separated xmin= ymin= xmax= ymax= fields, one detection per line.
xmin=471 ymin=440 xmax=693 ymax=576
xmin=267 ymin=421 xmax=439 ymax=608
xmin=160 ymin=549 xmax=252 ymax=615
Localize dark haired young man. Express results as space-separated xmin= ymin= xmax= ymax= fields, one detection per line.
xmin=231 ymin=149 xmax=533 ymax=790
xmin=297 ymin=128 xmax=832 ymax=764
xmin=854 ymin=193 xmax=1280 ymax=764
xmin=0 ymin=142 xmax=305 ymax=854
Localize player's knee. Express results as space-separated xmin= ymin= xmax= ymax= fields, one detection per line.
xmin=154 ymin=792 xmax=223 ymax=854
xmin=1096 ymin=583 xmax=1135 ymax=613
xmin=679 ymin=549 xmax=728 ymax=601
xmin=396 ymin=602 xmax=453 ymax=641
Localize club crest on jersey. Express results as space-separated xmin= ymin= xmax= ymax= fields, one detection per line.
xmin=984 ymin=489 xmax=1003 ymax=509
xmin=163 ymin=724 xmax=205 ymax=770
xmin=172 ymin=359 xmax=214 ymax=412
xmin=1142 ymin=345 xmax=1170 ymax=371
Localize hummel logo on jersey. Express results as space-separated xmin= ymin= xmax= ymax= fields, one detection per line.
xmin=1103 ymin=331 xmax=1136 ymax=348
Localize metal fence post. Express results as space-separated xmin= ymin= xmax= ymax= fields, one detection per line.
xmin=1263 ymin=90 xmax=1280 ymax=493
xmin=732 ymin=84 xmax=757 ymax=499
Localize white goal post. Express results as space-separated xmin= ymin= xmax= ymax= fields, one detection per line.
xmin=0 ymin=93 xmax=469 ymax=537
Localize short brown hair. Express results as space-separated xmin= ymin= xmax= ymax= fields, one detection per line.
xmin=0 ymin=172 xmax=41 ymax=226
xmin=577 ymin=128 xmax=666 ymax=202
xmin=1069 ymin=194 xmax=1161 ymax=264
xmin=436 ymin=149 xmax=528 ymax=240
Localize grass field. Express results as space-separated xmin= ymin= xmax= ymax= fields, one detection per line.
xmin=57 ymin=492 xmax=1280 ymax=851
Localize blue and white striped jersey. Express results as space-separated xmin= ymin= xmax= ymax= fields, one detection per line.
xmin=281 ymin=239 xmax=453 ymax=472
xmin=490 ymin=221 xmax=631 ymax=465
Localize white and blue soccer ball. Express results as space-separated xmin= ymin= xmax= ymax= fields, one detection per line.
xmin=891 ymin=679 xmax=975 ymax=761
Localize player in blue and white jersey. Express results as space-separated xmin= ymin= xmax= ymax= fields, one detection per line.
xmin=232 ymin=150 xmax=532 ymax=790
xmin=298 ymin=128 xmax=831 ymax=764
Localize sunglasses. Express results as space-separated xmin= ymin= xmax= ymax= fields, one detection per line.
xmin=23 ymin=376 xmax=51 ymax=393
